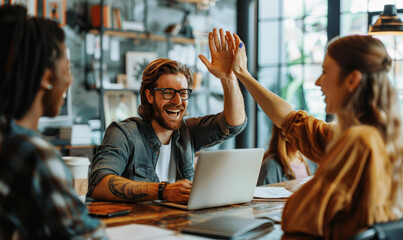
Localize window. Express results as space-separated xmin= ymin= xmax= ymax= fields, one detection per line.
xmin=257 ymin=0 xmax=403 ymax=148
xmin=257 ymin=0 xmax=328 ymax=147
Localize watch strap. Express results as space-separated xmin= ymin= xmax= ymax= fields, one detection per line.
xmin=158 ymin=181 xmax=169 ymax=200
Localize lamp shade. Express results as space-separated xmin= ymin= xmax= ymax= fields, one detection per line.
xmin=368 ymin=4 xmax=403 ymax=35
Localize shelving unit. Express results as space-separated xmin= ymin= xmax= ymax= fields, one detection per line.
xmin=88 ymin=29 xmax=205 ymax=45
xmin=84 ymin=0 xmax=221 ymax=141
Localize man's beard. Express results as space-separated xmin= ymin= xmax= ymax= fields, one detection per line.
xmin=152 ymin=102 xmax=185 ymax=130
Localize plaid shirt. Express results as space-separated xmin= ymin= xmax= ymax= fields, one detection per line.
xmin=0 ymin=118 xmax=108 ymax=239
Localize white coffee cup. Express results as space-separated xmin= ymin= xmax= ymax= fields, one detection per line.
xmin=62 ymin=156 xmax=90 ymax=203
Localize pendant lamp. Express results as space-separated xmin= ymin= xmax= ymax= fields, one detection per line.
xmin=368 ymin=4 xmax=403 ymax=35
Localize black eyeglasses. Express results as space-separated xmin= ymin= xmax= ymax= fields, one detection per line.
xmin=151 ymin=88 xmax=192 ymax=100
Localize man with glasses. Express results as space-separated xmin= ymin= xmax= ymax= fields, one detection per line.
xmin=88 ymin=29 xmax=246 ymax=202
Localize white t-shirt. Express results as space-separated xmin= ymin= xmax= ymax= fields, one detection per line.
xmin=155 ymin=141 xmax=176 ymax=183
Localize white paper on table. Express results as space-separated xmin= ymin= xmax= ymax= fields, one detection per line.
xmin=106 ymin=224 xmax=174 ymax=240
xmin=106 ymin=224 xmax=209 ymax=240
xmin=158 ymin=233 xmax=210 ymax=239
xmin=254 ymin=187 xmax=293 ymax=199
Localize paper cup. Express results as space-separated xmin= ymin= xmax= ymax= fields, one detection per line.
xmin=62 ymin=156 xmax=90 ymax=203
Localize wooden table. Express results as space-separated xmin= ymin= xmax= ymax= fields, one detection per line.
xmin=88 ymin=177 xmax=311 ymax=239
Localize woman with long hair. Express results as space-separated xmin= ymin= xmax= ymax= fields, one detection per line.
xmin=257 ymin=124 xmax=317 ymax=185
xmin=210 ymin=27 xmax=403 ymax=239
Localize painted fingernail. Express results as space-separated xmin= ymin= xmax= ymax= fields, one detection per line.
xmin=239 ymin=42 xmax=243 ymax=48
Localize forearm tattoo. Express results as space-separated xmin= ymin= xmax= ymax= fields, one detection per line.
xmin=108 ymin=176 xmax=148 ymax=200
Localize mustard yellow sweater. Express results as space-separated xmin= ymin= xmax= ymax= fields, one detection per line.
xmin=281 ymin=111 xmax=396 ymax=240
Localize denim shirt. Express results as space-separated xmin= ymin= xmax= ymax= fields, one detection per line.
xmin=88 ymin=112 xmax=246 ymax=196
xmin=257 ymin=156 xmax=318 ymax=186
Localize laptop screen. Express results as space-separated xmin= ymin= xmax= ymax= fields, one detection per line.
xmin=185 ymin=148 xmax=264 ymax=210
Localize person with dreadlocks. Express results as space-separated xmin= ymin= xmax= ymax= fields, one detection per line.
xmin=0 ymin=5 xmax=107 ymax=239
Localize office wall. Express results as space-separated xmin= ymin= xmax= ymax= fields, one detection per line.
xmin=64 ymin=0 xmax=236 ymax=126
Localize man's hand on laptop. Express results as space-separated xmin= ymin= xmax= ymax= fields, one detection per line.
xmin=163 ymin=179 xmax=192 ymax=202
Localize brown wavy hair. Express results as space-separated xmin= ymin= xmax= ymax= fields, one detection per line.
xmin=263 ymin=124 xmax=312 ymax=180
xmin=327 ymin=35 xmax=403 ymax=217
xmin=138 ymin=58 xmax=193 ymax=121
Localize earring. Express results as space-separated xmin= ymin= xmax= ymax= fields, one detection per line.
xmin=47 ymin=84 xmax=53 ymax=90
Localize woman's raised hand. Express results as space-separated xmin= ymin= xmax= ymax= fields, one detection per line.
xmin=225 ymin=31 xmax=249 ymax=77
xmin=225 ymin=30 xmax=294 ymax=127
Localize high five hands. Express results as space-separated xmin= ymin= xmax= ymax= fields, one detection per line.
xmin=199 ymin=28 xmax=249 ymax=80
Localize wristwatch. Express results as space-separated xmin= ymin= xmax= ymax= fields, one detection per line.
xmin=158 ymin=181 xmax=169 ymax=200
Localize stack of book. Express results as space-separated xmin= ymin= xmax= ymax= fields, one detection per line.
xmin=91 ymin=4 xmax=112 ymax=28
xmin=59 ymin=125 xmax=92 ymax=146
xmin=91 ymin=4 xmax=145 ymax=31
xmin=91 ymin=4 xmax=130 ymax=30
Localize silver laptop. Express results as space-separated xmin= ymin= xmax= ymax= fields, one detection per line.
xmin=159 ymin=148 xmax=265 ymax=210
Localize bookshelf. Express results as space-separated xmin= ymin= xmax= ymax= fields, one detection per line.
xmin=85 ymin=0 xmax=221 ymax=138
xmin=88 ymin=29 xmax=205 ymax=45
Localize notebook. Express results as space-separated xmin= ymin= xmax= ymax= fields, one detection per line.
xmin=158 ymin=148 xmax=265 ymax=210
xmin=182 ymin=215 xmax=274 ymax=239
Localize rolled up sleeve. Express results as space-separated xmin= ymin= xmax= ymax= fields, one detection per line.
xmin=88 ymin=122 xmax=132 ymax=196
xmin=281 ymin=110 xmax=332 ymax=163
xmin=186 ymin=112 xmax=247 ymax=151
